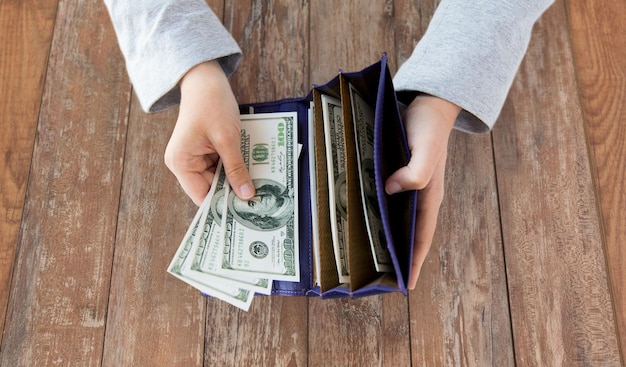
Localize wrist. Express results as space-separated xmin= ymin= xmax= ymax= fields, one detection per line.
xmin=180 ymin=60 xmax=228 ymax=96
xmin=408 ymin=94 xmax=461 ymax=132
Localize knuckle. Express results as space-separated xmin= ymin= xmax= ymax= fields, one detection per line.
xmin=413 ymin=177 xmax=429 ymax=191
xmin=163 ymin=148 xmax=175 ymax=170
xmin=224 ymin=162 xmax=248 ymax=180
xmin=401 ymin=165 xmax=430 ymax=191
xmin=211 ymin=126 xmax=240 ymax=149
xmin=404 ymin=173 xmax=428 ymax=191
xmin=163 ymin=147 xmax=184 ymax=173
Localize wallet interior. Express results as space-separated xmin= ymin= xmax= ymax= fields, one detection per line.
xmin=239 ymin=54 xmax=417 ymax=298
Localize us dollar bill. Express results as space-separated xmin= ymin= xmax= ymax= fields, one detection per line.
xmin=349 ymin=84 xmax=393 ymax=272
xmin=217 ymin=112 xmax=300 ymax=282
xmin=182 ymin=161 xmax=273 ymax=295
xmin=167 ymin=193 xmax=254 ymax=312
xmin=321 ymin=94 xmax=350 ymax=283
xmin=307 ymin=102 xmax=322 ymax=286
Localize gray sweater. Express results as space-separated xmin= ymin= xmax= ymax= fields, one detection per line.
xmin=104 ymin=0 xmax=554 ymax=133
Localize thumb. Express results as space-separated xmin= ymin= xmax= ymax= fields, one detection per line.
xmin=385 ymin=155 xmax=438 ymax=195
xmin=218 ymin=143 xmax=255 ymax=200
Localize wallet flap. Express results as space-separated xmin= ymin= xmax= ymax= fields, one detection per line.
xmin=374 ymin=55 xmax=416 ymax=292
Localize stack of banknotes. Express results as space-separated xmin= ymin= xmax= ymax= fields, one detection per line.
xmin=317 ymin=86 xmax=394 ymax=286
xmin=167 ymin=112 xmax=300 ymax=312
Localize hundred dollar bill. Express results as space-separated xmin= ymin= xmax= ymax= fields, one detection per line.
xmin=321 ymin=94 xmax=350 ymax=283
xmin=182 ymin=161 xmax=273 ymax=295
xmin=349 ymin=84 xmax=393 ymax=272
xmin=308 ymin=102 xmax=321 ymax=286
xmin=217 ymin=112 xmax=300 ymax=282
xmin=167 ymin=194 xmax=254 ymax=312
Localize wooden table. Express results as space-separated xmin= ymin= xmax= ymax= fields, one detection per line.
xmin=1 ymin=0 xmax=624 ymax=365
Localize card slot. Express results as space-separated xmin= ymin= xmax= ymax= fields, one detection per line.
xmin=312 ymin=89 xmax=341 ymax=293
xmin=339 ymin=74 xmax=380 ymax=292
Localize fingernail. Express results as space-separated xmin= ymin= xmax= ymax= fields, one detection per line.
xmin=386 ymin=181 xmax=402 ymax=195
xmin=239 ymin=183 xmax=254 ymax=199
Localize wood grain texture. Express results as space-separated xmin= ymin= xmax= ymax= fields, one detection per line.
xmin=393 ymin=0 xmax=438 ymax=66
xmin=308 ymin=2 xmax=411 ymax=366
xmin=493 ymin=2 xmax=621 ymax=365
xmin=225 ymin=0 xmax=310 ymax=102
xmin=308 ymin=296 xmax=407 ymax=367
xmin=408 ymin=130 xmax=514 ymax=367
xmin=567 ymin=0 xmax=626 ymax=360
xmin=0 ymin=0 xmax=130 ymax=365
xmin=203 ymin=1 xmax=310 ymax=366
xmin=310 ymin=0 xmax=396 ymax=76
xmin=0 ymin=0 xmax=58 ymax=343
xmin=101 ymin=2 xmax=232 ymax=366
xmin=380 ymin=292 xmax=412 ymax=366
xmin=206 ymin=296 xmax=308 ymax=367
xmin=101 ymin=104 xmax=206 ymax=367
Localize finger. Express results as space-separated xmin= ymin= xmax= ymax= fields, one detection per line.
xmin=175 ymin=170 xmax=214 ymax=207
xmin=408 ymin=198 xmax=439 ymax=289
xmin=213 ymin=134 xmax=255 ymax=200
xmin=385 ymin=145 xmax=443 ymax=194
xmin=385 ymin=131 xmax=448 ymax=195
xmin=408 ymin=152 xmax=446 ymax=290
xmin=385 ymin=164 xmax=428 ymax=194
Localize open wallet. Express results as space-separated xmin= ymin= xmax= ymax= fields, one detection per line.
xmin=239 ymin=54 xmax=418 ymax=298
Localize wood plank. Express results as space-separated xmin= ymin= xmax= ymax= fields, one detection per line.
xmin=226 ymin=0 xmax=310 ymax=101
xmin=567 ymin=0 xmax=626 ymax=360
xmin=205 ymin=296 xmax=308 ymax=366
xmin=0 ymin=0 xmax=130 ymax=365
xmin=308 ymin=2 xmax=412 ymax=366
xmin=493 ymin=2 xmax=621 ymax=365
xmin=101 ymin=106 xmax=206 ymax=367
xmin=310 ymin=0 xmax=397 ymax=74
xmin=203 ymin=1 xmax=310 ymax=366
xmin=393 ymin=0 xmax=437 ymax=66
xmin=0 ymin=0 xmax=58 ymax=344
xmin=101 ymin=1 xmax=224 ymax=366
xmin=407 ymin=130 xmax=514 ymax=367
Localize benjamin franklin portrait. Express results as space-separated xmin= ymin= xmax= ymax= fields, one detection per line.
xmin=227 ymin=178 xmax=294 ymax=231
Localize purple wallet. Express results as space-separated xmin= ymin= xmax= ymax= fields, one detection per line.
xmin=239 ymin=55 xmax=417 ymax=298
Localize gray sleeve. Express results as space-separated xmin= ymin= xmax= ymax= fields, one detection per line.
xmin=104 ymin=0 xmax=242 ymax=113
xmin=393 ymin=0 xmax=555 ymax=133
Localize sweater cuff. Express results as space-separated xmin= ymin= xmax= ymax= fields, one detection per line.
xmin=107 ymin=1 xmax=242 ymax=113
xmin=393 ymin=0 xmax=554 ymax=133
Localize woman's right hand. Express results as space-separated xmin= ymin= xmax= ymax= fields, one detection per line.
xmin=164 ymin=60 xmax=255 ymax=206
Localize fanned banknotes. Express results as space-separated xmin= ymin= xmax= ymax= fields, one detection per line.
xmin=217 ymin=112 xmax=300 ymax=282
xmin=167 ymin=174 xmax=254 ymax=312
xmin=168 ymin=112 xmax=299 ymax=311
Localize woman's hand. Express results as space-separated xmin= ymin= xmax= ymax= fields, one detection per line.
xmin=164 ymin=60 xmax=255 ymax=206
xmin=385 ymin=94 xmax=460 ymax=289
